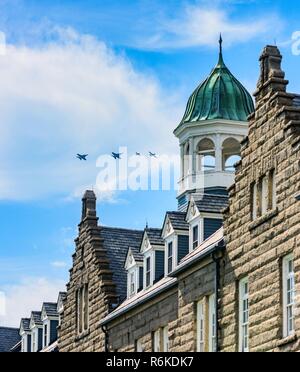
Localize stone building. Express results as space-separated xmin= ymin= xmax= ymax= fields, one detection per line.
xmin=220 ymin=45 xmax=300 ymax=352
xmin=7 ymin=43 xmax=296 ymax=353
xmin=58 ymin=39 xmax=255 ymax=352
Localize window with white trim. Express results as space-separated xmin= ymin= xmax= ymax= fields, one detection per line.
xmin=44 ymin=323 xmax=48 ymax=348
xmin=32 ymin=331 xmax=36 ymax=352
xmin=153 ymin=329 xmax=161 ymax=352
xmin=167 ymin=242 xmax=173 ymax=274
xmin=163 ymin=326 xmax=169 ymax=352
xmin=208 ymin=294 xmax=216 ymax=352
xmin=135 ymin=338 xmax=143 ymax=352
xmin=128 ymin=271 xmax=136 ymax=297
xmin=283 ymin=255 xmax=295 ymax=338
xmin=145 ymin=256 xmax=151 ymax=288
xmin=197 ymin=299 xmax=205 ymax=352
xmin=239 ymin=277 xmax=249 ymax=352
xmin=192 ymin=225 xmax=199 ymax=250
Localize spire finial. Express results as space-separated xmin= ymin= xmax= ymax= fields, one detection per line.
xmin=219 ymin=33 xmax=223 ymax=55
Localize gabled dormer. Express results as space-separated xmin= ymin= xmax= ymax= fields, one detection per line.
xmin=162 ymin=212 xmax=189 ymax=275
xmin=186 ymin=194 xmax=227 ymax=252
xmin=140 ymin=229 xmax=165 ymax=289
xmin=124 ymin=247 xmax=143 ymax=298
xmin=20 ymin=318 xmax=31 ymax=352
xmin=57 ymin=292 xmax=67 ymax=327
xmin=29 ymin=312 xmax=43 ymax=352
xmin=41 ymin=303 xmax=59 ymax=350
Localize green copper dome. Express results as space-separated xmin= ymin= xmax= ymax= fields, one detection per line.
xmin=181 ymin=38 xmax=254 ymax=124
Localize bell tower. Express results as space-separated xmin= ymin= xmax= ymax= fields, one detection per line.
xmin=175 ymin=37 xmax=254 ymax=211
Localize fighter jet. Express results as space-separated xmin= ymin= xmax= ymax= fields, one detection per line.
xmin=136 ymin=152 xmax=141 ymax=156
xmin=112 ymin=152 xmax=122 ymax=160
xmin=149 ymin=152 xmax=157 ymax=158
xmin=77 ymin=154 xmax=88 ymax=161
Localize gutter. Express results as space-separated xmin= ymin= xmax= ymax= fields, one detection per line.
xmin=212 ymin=249 xmax=223 ymax=353
xmin=100 ymin=279 xmax=177 ymax=327
xmin=101 ymin=325 xmax=110 ymax=352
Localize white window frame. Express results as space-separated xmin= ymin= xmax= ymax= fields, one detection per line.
xmin=163 ymin=326 xmax=169 ymax=352
xmin=144 ymin=254 xmax=152 ymax=288
xmin=167 ymin=241 xmax=173 ymax=274
xmin=136 ymin=338 xmax=143 ymax=352
xmin=208 ymin=294 xmax=216 ymax=352
xmin=283 ymin=254 xmax=295 ymax=338
xmin=43 ymin=322 xmax=48 ymax=348
xmin=192 ymin=224 xmax=199 ymax=250
xmin=197 ymin=299 xmax=205 ymax=352
xmin=32 ymin=329 xmax=36 ymax=352
xmin=239 ymin=277 xmax=249 ymax=352
xmin=153 ymin=329 xmax=161 ymax=352
xmin=128 ymin=268 xmax=137 ymax=298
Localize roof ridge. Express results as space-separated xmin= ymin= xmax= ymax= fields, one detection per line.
xmin=101 ymin=226 xmax=144 ymax=233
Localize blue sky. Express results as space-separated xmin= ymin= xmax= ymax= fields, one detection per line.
xmin=0 ymin=0 xmax=299 ymax=326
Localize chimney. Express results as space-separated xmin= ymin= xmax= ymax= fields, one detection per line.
xmin=254 ymin=45 xmax=288 ymax=101
xmin=81 ymin=190 xmax=97 ymax=221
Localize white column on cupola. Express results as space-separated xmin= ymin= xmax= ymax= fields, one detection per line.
xmin=189 ymin=137 xmax=196 ymax=175
xmin=180 ymin=144 xmax=184 ymax=180
xmin=215 ymin=134 xmax=223 ymax=172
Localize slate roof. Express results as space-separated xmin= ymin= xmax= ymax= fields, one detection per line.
xmin=193 ymin=194 xmax=229 ymax=214
xmin=0 ymin=327 xmax=21 ymax=353
xmin=31 ymin=311 xmax=42 ymax=326
xmin=43 ymin=302 xmax=59 ymax=318
xmin=20 ymin=318 xmax=30 ymax=332
xmin=145 ymin=228 xmax=164 ymax=246
xmin=101 ymin=227 xmax=144 ymax=302
xmin=167 ymin=212 xmax=189 ymax=231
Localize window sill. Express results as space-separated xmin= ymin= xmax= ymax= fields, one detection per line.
xmin=277 ymin=334 xmax=297 ymax=348
xmin=75 ymin=329 xmax=90 ymax=342
xmin=249 ymin=208 xmax=278 ymax=231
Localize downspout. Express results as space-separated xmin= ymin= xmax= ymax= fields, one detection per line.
xmin=212 ymin=248 xmax=222 ymax=353
xmin=101 ymin=325 xmax=110 ymax=353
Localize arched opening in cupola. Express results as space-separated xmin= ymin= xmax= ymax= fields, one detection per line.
xmin=222 ymin=137 xmax=241 ymax=172
xmin=197 ymin=138 xmax=216 ymax=172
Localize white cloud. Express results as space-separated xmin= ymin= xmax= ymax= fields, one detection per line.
xmin=137 ymin=5 xmax=283 ymax=50
xmin=51 ymin=261 xmax=68 ymax=269
xmin=0 ymin=27 xmax=182 ymax=202
xmin=0 ymin=277 xmax=65 ymax=327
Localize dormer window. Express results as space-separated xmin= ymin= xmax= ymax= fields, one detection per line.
xmin=193 ymin=225 xmax=199 ymax=250
xmin=162 ymin=213 xmax=189 ymax=275
xmin=146 ymin=256 xmax=151 ymax=287
xmin=130 ymin=272 xmax=135 ymax=295
xmin=167 ymin=242 xmax=173 ymax=274
xmin=125 ymin=248 xmax=144 ymax=298
xmin=187 ymin=197 xmax=224 ymax=252
xmin=43 ymin=324 xmax=48 ymax=348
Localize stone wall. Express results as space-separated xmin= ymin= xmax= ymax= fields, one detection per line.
xmin=58 ymin=191 xmax=118 ymax=352
xmin=106 ymin=259 xmax=216 ymax=352
xmin=220 ymin=46 xmax=300 ymax=352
